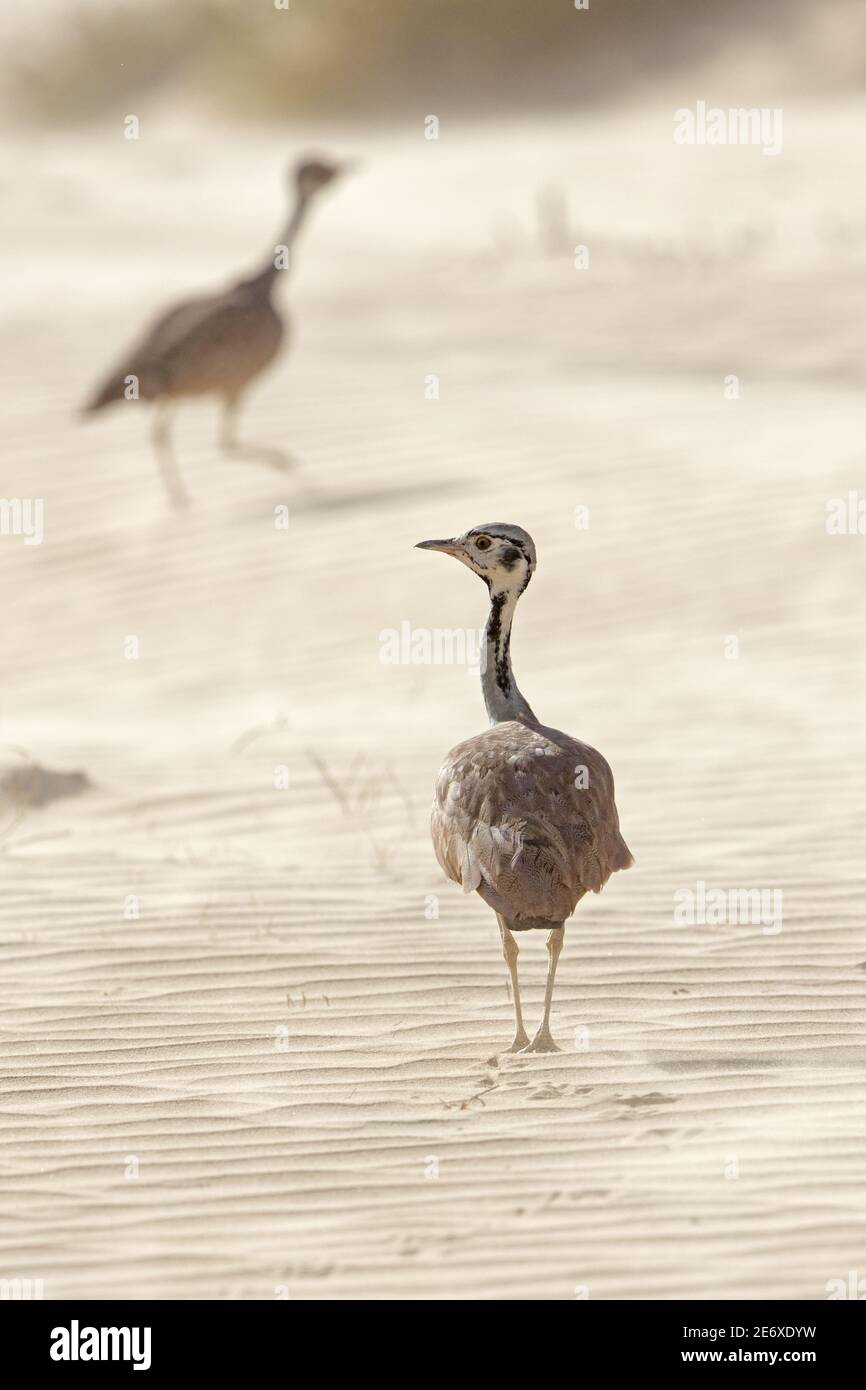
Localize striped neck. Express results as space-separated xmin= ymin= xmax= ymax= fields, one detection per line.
xmin=481 ymin=589 xmax=537 ymax=725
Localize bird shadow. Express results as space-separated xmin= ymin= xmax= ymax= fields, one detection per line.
xmin=291 ymin=477 xmax=461 ymax=515
xmin=652 ymin=1055 xmax=785 ymax=1074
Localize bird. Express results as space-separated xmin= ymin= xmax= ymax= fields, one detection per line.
xmin=417 ymin=524 xmax=632 ymax=1053
xmin=83 ymin=157 xmax=351 ymax=507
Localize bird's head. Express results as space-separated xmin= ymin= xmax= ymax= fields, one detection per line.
xmin=293 ymin=157 xmax=354 ymax=198
xmin=416 ymin=524 xmax=536 ymax=596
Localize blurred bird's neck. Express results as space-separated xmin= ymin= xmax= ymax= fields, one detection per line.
xmin=247 ymin=191 xmax=313 ymax=297
xmin=280 ymin=188 xmax=313 ymax=253
xmin=482 ymin=589 xmax=537 ymax=725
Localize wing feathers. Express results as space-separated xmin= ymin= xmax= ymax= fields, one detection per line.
xmin=431 ymin=719 xmax=631 ymax=924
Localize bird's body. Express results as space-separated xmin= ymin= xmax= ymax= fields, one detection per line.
xmin=418 ymin=524 xmax=632 ymax=1052
xmin=433 ymin=717 xmax=630 ymax=928
xmin=84 ymin=158 xmax=347 ymax=507
xmin=87 ymin=279 xmax=285 ymax=411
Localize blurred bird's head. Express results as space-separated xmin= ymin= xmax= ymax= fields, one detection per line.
xmin=416 ymin=524 xmax=537 ymax=597
xmin=293 ymin=157 xmax=353 ymax=198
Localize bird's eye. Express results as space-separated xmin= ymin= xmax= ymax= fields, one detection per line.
xmin=475 ymin=537 xmax=491 ymax=551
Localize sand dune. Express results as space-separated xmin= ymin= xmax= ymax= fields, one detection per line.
xmin=1 ymin=107 xmax=866 ymax=1300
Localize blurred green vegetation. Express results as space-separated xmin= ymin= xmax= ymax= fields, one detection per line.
xmin=10 ymin=0 xmax=797 ymax=124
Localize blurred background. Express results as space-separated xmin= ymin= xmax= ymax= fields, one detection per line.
xmin=3 ymin=0 xmax=866 ymax=1302
xmin=4 ymin=0 xmax=865 ymax=123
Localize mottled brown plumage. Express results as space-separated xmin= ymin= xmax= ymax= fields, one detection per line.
xmin=85 ymin=282 xmax=284 ymax=411
xmin=84 ymin=158 xmax=349 ymax=507
xmin=417 ymin=524 xmax=632 ymax=1052
xmin=433 ymin=718 xmax=631 ymax=925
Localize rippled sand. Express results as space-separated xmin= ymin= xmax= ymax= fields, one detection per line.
xmin=1 ymin=107 xmax=866 ymax=1299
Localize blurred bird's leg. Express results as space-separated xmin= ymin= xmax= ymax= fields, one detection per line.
xmin=152 ymin=402 xmax=188 ymax=509
xmin=520 ymin=926 xmax=564 ymax=1054
xmin=220 ymin=392 xmax=293 ymax=473
xmin=219 ymin=395 xmax=239 ymax=453
xmin=498 ymin=915 xmax=529 ymax=1052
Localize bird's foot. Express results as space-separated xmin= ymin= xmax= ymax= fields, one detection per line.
xmin=224 ymin=443 xmax=296 ymax=473
xmin=255 ymin=447 xmax=295 ymax=474
xmin=505 ymin=1031 xmax=530 ymax=1053
xmin=518 ymin=1031 xmax=561 ymax=1055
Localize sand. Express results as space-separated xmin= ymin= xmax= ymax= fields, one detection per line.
xmin=1 ymin=104 xmax=866 ymax=1300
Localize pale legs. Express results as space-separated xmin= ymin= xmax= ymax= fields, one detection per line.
xmin=220 ymin=395 xmax=240 ymax=453
xmin=519 ymin=926 xmax=564 ymax=1054
xmin=220 ymin=393 xmax=293 ymax=473
xmin=497 ymin=915 xmax=528 ymax=1052
xmin=152 ymin=402 xmax=189 ymax=510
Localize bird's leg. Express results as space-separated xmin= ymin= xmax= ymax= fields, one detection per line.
xmin=152 ymin=402 xmax=189 ymax=509
xmin=220 ymin=395 xmax=239 ymax=454
xmin=520 ymin=926 xmax=564 ymax=1054
xmin=498 ymin=916 xmax=529 ymax=1052
xmin=220 ymin=394 xmax=294 ymax=474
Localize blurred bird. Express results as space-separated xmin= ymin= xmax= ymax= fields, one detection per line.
xmin=417 ymin=525 xmax=632 ymax=1053
xmin=83 ymin=157 xmax=351 ymax=507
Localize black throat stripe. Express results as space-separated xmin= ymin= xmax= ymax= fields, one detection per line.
xmin=486 ymin=592 xmax=512 ymax=695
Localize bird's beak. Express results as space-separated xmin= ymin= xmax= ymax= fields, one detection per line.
xmin=415 ymin=538 xmax=461 ymax=556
